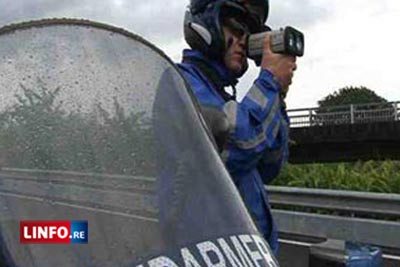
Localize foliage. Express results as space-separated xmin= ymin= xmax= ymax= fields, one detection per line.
xmin=313 ymin=86 xmax=394 ymax=125
xmin=318 ymin=86 xmax=388 ymax=110
xmin=0 ymin=82 xmax=156 ymax=176
xmin=273 ymin=161 xmax=400 ymax=194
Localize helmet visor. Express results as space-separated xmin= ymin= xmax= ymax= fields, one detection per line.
xmin=219 ymin=0 xmax=262 ymax=33
xmin=222 ymin=17 xmax=250 ymax=38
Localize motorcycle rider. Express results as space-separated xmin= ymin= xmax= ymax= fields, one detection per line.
xmin=178 ymin=0 xmax=296 ymax=254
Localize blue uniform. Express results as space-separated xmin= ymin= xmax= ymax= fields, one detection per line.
xmin=178 ymin=49 xmax=289 ymax=254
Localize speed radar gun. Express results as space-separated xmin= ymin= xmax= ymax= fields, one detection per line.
xmin=247 ymin=26 xmax=304 ymax=65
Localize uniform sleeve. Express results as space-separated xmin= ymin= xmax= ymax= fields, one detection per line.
xmin=223 ymin=69 xmax=289 ymax=177
xmin=256 ymin=109 xmax=290 ymax=184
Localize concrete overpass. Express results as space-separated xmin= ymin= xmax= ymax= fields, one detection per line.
xmin=287 ymin=101 xmax=400 ymax=163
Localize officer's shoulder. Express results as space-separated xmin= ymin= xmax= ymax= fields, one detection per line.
xmin=176 ymin=63 xmax=209 ymax=88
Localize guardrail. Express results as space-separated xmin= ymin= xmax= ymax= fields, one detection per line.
xmin=288 ymin=101 xmax=400 ymax=128
xmin=0 ymin=167 xmax=158 ymax=221
xmin=268 ymin=186 xmax=400 ymax=247
xmin=0 ymin=168 xmax=399 ymax=265
xmin=268 ymin=186 xmax=400 ymax=217
xmin=267 ymin=186 xmax=400 ymax=267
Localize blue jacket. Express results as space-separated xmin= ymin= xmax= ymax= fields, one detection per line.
xmin=177 ymin=49 xmax=289 ymax=254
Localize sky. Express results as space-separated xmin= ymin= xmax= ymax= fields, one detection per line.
xmin=1 ymin=0 xmax=399 ymax=109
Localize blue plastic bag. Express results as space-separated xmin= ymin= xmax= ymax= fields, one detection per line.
xmin=346 ymin=242 xmax=382 ymax=267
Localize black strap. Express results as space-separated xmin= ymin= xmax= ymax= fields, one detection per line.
xmin=183 ymin=56 xmax=236 ymax=101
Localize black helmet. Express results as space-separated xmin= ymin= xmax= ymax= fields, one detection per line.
xmin=245 ymin=0 xmax=269 ymax=28
xmin=184 ymin=0 xmax=269 ymax=60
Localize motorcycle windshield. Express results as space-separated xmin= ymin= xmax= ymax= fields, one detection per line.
xmin=0 ymin=19 xmax=278 ymax=267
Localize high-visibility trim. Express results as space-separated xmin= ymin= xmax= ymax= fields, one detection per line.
xmin=246 ymin=83 xmax=269 ymax=109
xmin=234 ymin=95 xmax=280 ymax=150
xmin=271 ymin=118 xmax=281 ymax=141
xmin=223 ymin=100 xmax=238 ymax=134
xmin=235 ymin=130 xmax=266 ymax=150
xmin=262 ymin=95 xmax=280 ymax=134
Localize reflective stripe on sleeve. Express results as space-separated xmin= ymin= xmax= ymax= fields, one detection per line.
xmin=271 ymin=118 xmax=281 ymax=141
xmin=233 ymin=95 xmax=280 ymax=150
xmin=223 ymin=100 xmax=238 ymax=135
xmin=235 ymin=130 xmax=266 ymax=150
xmin=246 ymin=83 xmax=269 ymax=109
xmin=262 ymin=95 xmax=280 ymax=134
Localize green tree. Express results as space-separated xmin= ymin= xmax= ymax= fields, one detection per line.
xmin=314 ymin=86 xmax=393 ymax=125
xmin=0 ymin=82 xmax=66 ymax=169
xmin=0 ymin=81 xmax=156 ymax=175
xmin=318 ymin=86 xmax=387 ymax=110
xmin=93 ymin=97 xmax=156 ymax=175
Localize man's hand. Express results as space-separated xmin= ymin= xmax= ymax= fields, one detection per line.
xmin=260 ymin=33 xmax=297 ymax=94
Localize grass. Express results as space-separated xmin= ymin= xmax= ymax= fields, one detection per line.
xmin=272 ymin=160 xmax=400 ymax=194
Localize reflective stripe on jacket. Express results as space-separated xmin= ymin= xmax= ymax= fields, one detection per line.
xmin=177 ymin=49 xmax=289 ymax=255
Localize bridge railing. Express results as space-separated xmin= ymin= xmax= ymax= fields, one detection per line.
xmin=288 ymin=101 xmax=400 ymax=127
